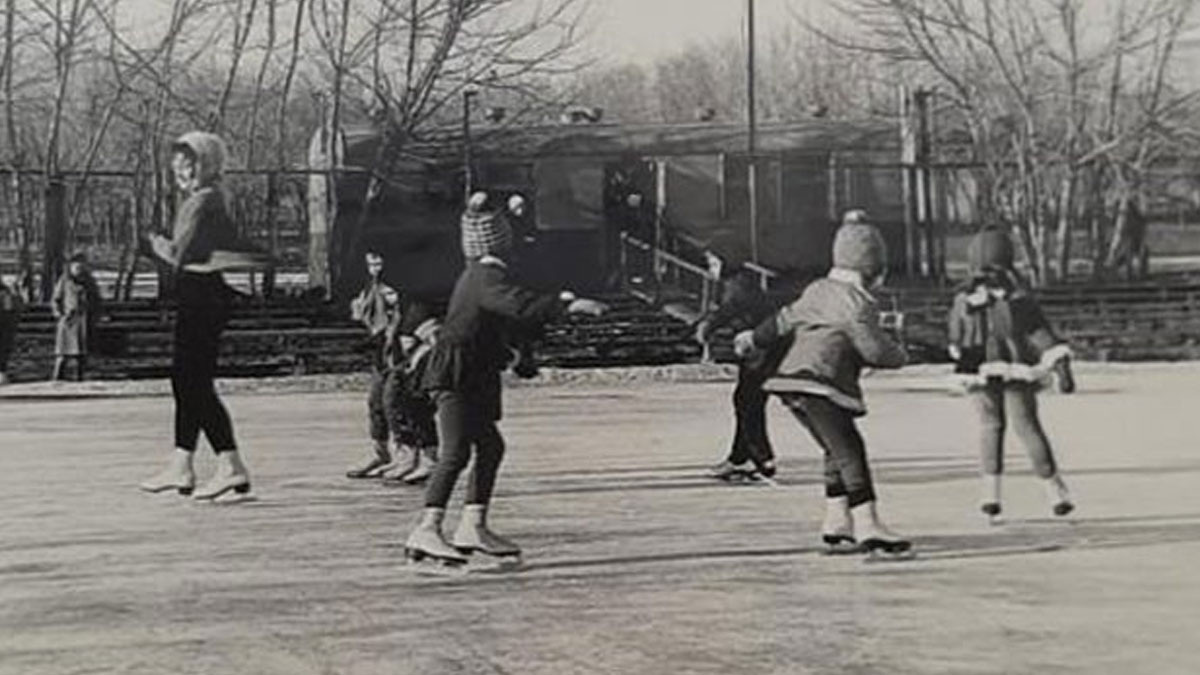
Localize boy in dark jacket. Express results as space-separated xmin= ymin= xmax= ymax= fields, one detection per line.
xmin=735 ymin=210 xmax=911 ymax=556
xmin=403 ymin=191 xmax=607 ymax=567
xmin=947 ymin=226 xmax=1075 ymax=521
xmin=696 ymin=269 xmax=785 ymax=481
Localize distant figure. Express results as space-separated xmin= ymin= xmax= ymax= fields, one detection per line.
xmin=51 ymin=252 xmax=102 ymax=382
xmin=139 ymin=131 xmax=254 ymax=501
xmin=948 ymin=225 xmax=1076 ymax=522
xmin=0 ymin=276 xmax=21 ymax=385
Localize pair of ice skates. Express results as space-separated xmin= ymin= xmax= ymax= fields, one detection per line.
xmin=138 ymin=449 xmax=252 ymax=501
xmin=708 ymin=458 xmax=777 ymax=484
xmin=405 ymin=505 xmax=522 ymax=573
xmin=980 ymin=473 xmax=1074 ymax=524
xmin=346 ymin=443 xmax=436 ymax=485
xmin=820 ymin=496 xmax=914 ymax=560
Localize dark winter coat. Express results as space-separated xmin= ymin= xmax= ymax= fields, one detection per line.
xmin=421 ymin=257 xmax=563 ymax=420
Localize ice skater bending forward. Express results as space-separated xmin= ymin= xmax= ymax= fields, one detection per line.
xmin=404 ymin=191 xmax=607 ymax=570
xmin=734 ymin=210 xmax=912 ymax=558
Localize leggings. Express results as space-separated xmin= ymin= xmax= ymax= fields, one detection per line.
xmin=783 ymin=393 xmax=876 ymax=507
xmin=972 ymin=380 xmax=1057 ymax=478
xmin=728 ymin=364 xmax=773 ymax=465
xmin=172 ymin=273 xmax=237 ymax=453
xmin=424 ymin=390 xmax=505 ymax=508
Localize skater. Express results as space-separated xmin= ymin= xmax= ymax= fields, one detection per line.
xmin=947 ymin=225 xmax=1076 ymax=522
xmin=51 ymin=253 xmax=102 ymax=382
xmin=695 ymin=268 xmax=786 ymax=481
xmin=139 ymin=131 xmax=253 ymax=500
xmin=0 ymin=275 xmax=21 ymax=385
xmin=403 ymin=191 xmax=607 ymax=569
xmin=346 ymin=249 xmax=408 ymax=479
xmin=380 ymin=302 xmax=443 ymax=485
xmin=734 ymin=210 xmax=911 ymax=556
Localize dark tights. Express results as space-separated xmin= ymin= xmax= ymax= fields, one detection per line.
xmin=172 ymin=273 xmax=236 ymax=453
xmin=424 ymin=390 xmax=505 ymax=508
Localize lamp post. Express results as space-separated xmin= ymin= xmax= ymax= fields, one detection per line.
xmin=463 ymin=87 xmax=479 ymax=201
xmin=746 ymin=0 xmax=759 ymax=265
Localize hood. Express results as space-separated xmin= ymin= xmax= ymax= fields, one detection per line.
xmin=173 ymin=131 xmax=227 ymax=187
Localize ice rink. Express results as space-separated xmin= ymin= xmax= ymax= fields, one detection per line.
xmin=2 ymin=364 xmax=1199 ymax=675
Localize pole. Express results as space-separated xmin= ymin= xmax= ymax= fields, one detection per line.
xmin=746 ymin=0 xmax=759 ymax=264
xmin=463 ymin=89 xmax=477 ymax=201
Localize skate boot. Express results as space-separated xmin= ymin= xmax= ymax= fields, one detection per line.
xmin=194 ymin=450 xmax=252 ymax=501
xmin=980 ymin=473 xmax=1003 ymax=524
xmin=851 ymin=500 xmax=914 ymax=560
xmin=381 ymin=444 xmax=418 ymax=483
xmin=139 ymin=449 xmax=196 ymax=496
xmin=708 ymin=459 xmax=754 ymax=482
xmin=1044 ymin=474 xmax=1074 ymax=517
xmin=820 ymin=495 xmax=858 ymax=554
xmin=400 ymin=446 xmax=438 ymax=484
xmin=405 ymin=508 xmax=468 ymax=573
xmin=346 ymin=440 xmax=391 ymax=479
xmin=451 ymin=503 xmax=522 ymax=568
xmin=753 ymin=457 xmax=778 ymax=479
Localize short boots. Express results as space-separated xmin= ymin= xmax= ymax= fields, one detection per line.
xmin=400 ymin=446 xmax=438 ymax=484
xmin=451 ymin=503 xmax=521 ymax=557
xmin=821 ymin=495 xmax=855 ymax=548
xmin=139 ymin=449 xmax=196 ymax=495
xmin=851 ymin=500 xmax=912 ymax=555
xmin=1044 ymin=474 xmax=1074 ymax=516
xmin=405 ymin=507 xmax=467 ymax=563
xmin=193 ymin=450 xmax=252 ymax=500
xmin=980 ymin=473 xmax=1002 ymax=520
xmin=346 ymin=440 xmax=391 ymax=479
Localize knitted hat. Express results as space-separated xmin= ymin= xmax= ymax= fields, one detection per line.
xmin=460 ymin=192 xmax=513 ymax=259
xmin=832 ymin=211 xmax=887 ymax=279
xmin=967 ymin=226 xmax=1015 ymax=274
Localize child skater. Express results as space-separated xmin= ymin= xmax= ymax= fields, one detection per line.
xmin=734 ymin=210 xmax=911 ymax=556
xmin=380 ymin=302 xmax=442 ymax=485
xmin=403 ymin=191 xmax=607 ymax=569
xmin=696 ymin=268 xmax=785 ymax=481
xmin=947 ymin=225 xmax=1075 ymax=522
xmin=51 ymin=253 xmax=102 ymax=382
xmin=346 ymin=249 xmax=407 ymax=479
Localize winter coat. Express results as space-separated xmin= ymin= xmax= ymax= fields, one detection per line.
xmin=421 ymin=257 xmax=563 ymax=420
xmin=53 ymin=272 xmax=101 ymax=356
xmin=698 ymin=276 xmax=786 ymax=378
xmin=947 ymin=274 xmax=1070 ymax=384
xmin=750 ymin=269 xmax=906 ymax=415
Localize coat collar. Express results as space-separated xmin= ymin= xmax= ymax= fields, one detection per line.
xmin=828 ymin=267 xmax=873 ymax=297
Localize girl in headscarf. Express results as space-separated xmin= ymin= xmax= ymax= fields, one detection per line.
xmin=139 ymin=131 xmax=254 ymax=500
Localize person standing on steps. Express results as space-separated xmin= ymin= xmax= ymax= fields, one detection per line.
xmin=734 ymin=210 xmax=912 ymax=557
xmin=51 ymin=252 xmax=102 ymax=382
xmin=139 ymin=131 xmax=254 ymax=501
xmin=947 ymin=225 xmax=1076 ymax=523
xmin=696 ymin=268 xmax=786 ymax=481
xmin=403 ymin=191 xmax=608 ymax=568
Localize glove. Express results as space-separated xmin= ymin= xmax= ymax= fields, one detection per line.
xmin=733 ymin=330 xmax=756 ymax=358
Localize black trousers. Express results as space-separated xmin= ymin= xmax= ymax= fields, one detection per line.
xmin=424 ymin=388 xmax=505 ymax=509
xmin=728 ymin=364 xmax=774 ymax=465
xmin=782 ymin=393 xmax=876 ymax=507
xmin=172 ymin=273 xmax=237 ymax=453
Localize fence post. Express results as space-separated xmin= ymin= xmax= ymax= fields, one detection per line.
xmin=41 ymin=177 xmax=66 ymax=302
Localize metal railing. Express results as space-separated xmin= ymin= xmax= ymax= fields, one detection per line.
xmin=618 ymin=232 xmax=718 ymax=314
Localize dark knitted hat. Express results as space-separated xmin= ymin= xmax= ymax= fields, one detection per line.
xmin=832 ymin=211 xmax=887 ymax=279
xmin=460 ymin=191 xmax=513 ymax=259
xmin=967 ymin=226 xmax=1015 ymax=274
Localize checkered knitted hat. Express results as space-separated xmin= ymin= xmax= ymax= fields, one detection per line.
xmin=832 ymin=211 xmax=887 ymax=279
xmin=460 ymin=192 xmax=513 ymax=259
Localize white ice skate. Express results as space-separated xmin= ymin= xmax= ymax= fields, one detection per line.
xmin=451 ymin=504 xmax=523 ymax=571
xmin=193 ymin=451 xmax=252 ymax=502
xmin=852 ymin=501 xmax=915 ymax=562
xmin=405 ymin=508 xmax=469 ymax=575
xmin=1044 ymin=474 xmax=1074 ymax=517
xmin=139 ymin=450 xmax=196 ymax=496
xmin=820 ymin=496 xmax=859 ymax=555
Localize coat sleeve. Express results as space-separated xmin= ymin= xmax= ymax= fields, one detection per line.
xmin=947 ymin=293 xmax=968 ymax=348
xmin=847 ymin=302 xmax=907 ymax=369
xmin=750 ymin=295 xmax=801 ymax=348
xmin=477 ymin=270 xmax=563 ymax=327
xmin=51 ymin=277 xmax=66 ymax=317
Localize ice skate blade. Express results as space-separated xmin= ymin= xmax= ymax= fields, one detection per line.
xmin=861 ymin=538 xmax=912 ymax=555
xmin=864 ymin=548 xmax=917 ymax=563
xmin=193 ymin=481 xmax=252 ymax=501
xmin=821 ymin=533 xmax=860 ymax=555
xmin=405 ymin=547 xmax=468 ymax=576
xmin=467 ymin=553 xmax=524 ymax=573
